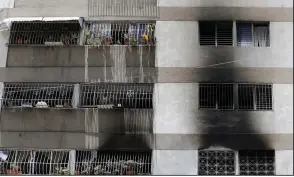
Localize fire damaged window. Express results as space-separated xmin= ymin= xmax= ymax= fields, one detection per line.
xmin=2 ymin=83 xmax=74 ymax=108
xmin=79 ymin=83 xmax=153 ymax=109
xmin=237 ymin=22 xmax=270 ymax=47
xmin=75 ymin=151 xmax=152 ymax=175
xmin=84 ymin=22 xmax=155 ymax=46
xmin=239 ymin=150 xmax=275 ymax=175
xmin=199 ymin=21 xmax=233 ymax=46
xmin=199 ymin=84 xmax=234 ymax=110
xmin=9 ymin=21 xmax=81 ymax=45
xmin=238 ymin=84 xmax=273 ymax=110
xmin=198 ymin=150 xmax=236 ymax=175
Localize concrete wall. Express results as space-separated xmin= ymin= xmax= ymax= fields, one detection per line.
xmin=153 ymin=83 xmax=293 ymax=149
xmin=156 ymin=21 xmax=293 ymax=68
xmin=7 ymin=46 xmax=155 ymax=67
xmin=276 ymin=150 xmax=293 ymax=175
xmin=0 ymin=108 xmax=153 ymax=149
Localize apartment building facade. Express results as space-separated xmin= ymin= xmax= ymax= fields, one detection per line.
xmin=0 ymin=0 xmax=293 ymax=175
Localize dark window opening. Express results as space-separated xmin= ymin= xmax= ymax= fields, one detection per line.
xmin=79 ymin=83 xmax=153 ymax=109
xmin=199 ymin=84 xmax=234 ymax=110
xmin=198 ymin=150 xmax=236 ymax=175
xmin=2 ymin=83 xmax=74 ymax=108
xmin=238 ymin=84 xmax=272 ymax=110
xmin=199 ymin=22 xmax=233 ymax=46
xmin=239 ymin=150 xmax=275 ymax=175
xmin=75 ymin=151 xmax=152 ymax=175
xmin=9 ymin=21 xmax=81 ymax=45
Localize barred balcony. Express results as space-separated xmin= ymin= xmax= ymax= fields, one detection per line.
xmin=88 ymin=0 xmax=158 ymax=18
xmin=0 ymin=149 xmax=152 ymax=175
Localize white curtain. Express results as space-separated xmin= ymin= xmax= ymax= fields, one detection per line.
xmin=253 ymin=26 xmax=269 ymax=47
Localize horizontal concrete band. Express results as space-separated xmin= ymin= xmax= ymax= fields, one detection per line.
xmin=0 ymin=132 xmax=292 ymax=150
xmin=0 ymin=67 xmax=292 ymax=83
xmin=5 ymin=7 xmax=293 ymax=22
xmin=7 ymin=46 xmax=156 ymax=67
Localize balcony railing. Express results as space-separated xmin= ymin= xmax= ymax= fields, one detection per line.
xmin=88 ymin=0 xmax=158 ymax=18
xmin=8 ymin=21 xmax=81 ymax=45
xmin=0 ymin=149 xmax=152 ymax=175
xmin=84 ymin=22 xmax=156 ymax=46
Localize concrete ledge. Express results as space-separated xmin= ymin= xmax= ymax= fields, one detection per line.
xmin=159 ymin=7 xmax=293 ymax=21
xmin=0 ymin=132 xmax=291 ymax=150
xmin=0 ymin=67 xmax=157 ymax=83
xmin=157 ymin=67 xmax=293 ymax=84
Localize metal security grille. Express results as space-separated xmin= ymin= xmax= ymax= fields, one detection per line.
xmin=75 ymin=151 xmax=152 ymax=175
xmin=0 ymin=149 xmax=70 ymax=175
xmin=238 ymin=84 xmax=272 ymax=110
xmin=199 ymin=84 xmax=234 ymax=110
xmin=79 ymin=83 xmax=153 ymax=109
xmin=9 ymin=21 xmax=81 ymax=45
xmin=84 ymin=22 xmax=156 ymax=46
xmin=237 ymin=22 xmax=270 ymax=47
xmin=2 ymin=83 xmax=74 ymax=108
xmin=198 ymin=150 xmax=236 ymax=175
xmin=88 ymin=0 xmax=158 ymax=17
xmin=239 ymin=150 xmax=275 ymax=175
xmin=199 ymin=22 xmax=233 ymax=46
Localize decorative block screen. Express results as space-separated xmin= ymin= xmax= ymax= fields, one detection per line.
xmin=84 ymin=22 xmax=155 ymax=46
xmin=9 ymin=21 xmax=81 ymax=45
xmin=79 ymin=83 xmax=153 ymax=109
xmin=239 ymin=150 xmax=275 ymax=175
xmin=2 ymin=83 xmax=74 ymax=108
xmin=198 ymin=150 xmax=236 ymax=175
xmin=75 ymin=151 xmax=152 ymax=175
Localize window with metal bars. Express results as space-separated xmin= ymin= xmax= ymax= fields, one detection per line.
xmin=199 ymin=22 xmax=233 ymax=46
xmin=84 ymin=22 xmax=155 ymax=46
xmin=198 ymin=150 xmax=236 ymax=175
xmin=75 ymin=151 xmax=152 ymax=175
xmin=238 ymin=84 xmax=272 ymax=110
xmin=2 ymin=83 xmax=74 ymax=108
xmin=79 ymin=83 xmax=153 ymax=109
xmin=237 ymin=22 xmax=270 ymax=47
xmin=9 ymin=21 xmax=81 ymax=45
xmin=199 ymin=84 xmax=234 ymax=110
xmin=0 ymin=150 xmax=69 ymax=175
xmin=239 ymin=150 xmax=275 ymax=175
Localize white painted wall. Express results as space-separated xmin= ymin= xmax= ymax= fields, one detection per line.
xmin=0 ymin=0 xmax=14 ymax=8
xmin=158 ymin=0 xmax=293 ymax=8
xmin=156 ymin=21 xmax=293 ymax=68
xmin=152 ymin=150 xmax=198 ymax=175
xmin=0 ymin=31 xmax=9 ymax=67
xmin=276 ymin=150 xmax=293 ymax=175
xmin=154 ymin=83 xmax=293 ymax=134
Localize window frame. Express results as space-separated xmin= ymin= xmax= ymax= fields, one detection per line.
xmin=236 ymin=21 xmax=271 ymax=47
xmin=198 ymin=21 xmax=234 ymax=47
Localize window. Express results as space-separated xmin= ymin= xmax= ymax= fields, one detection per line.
xmin=2 ymin=83 xmax=74 ymax=108
xmin=84 ymin=22 xmax=155 ymax=46
xmin=79 ymin=83 xmax=153 ymax=109
xmin=239 ymin=150 xmax=275 ymax=175
xmin=199 ymin=84 xmax=234 ymax=110
xmin=199 ymin=22 xmax=233 ymax=46
xmin=9 ymin=21 xmax=81 ymax=45
xmin=198 ymin=150 xmax=236 ymax=175
xmin=237 ymin=22 xmax=270 ymax=47
xmin=75 ymin=151 xmax=152 ymax=175
xmin=238 ymin=84 xmax=272 ymax=110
